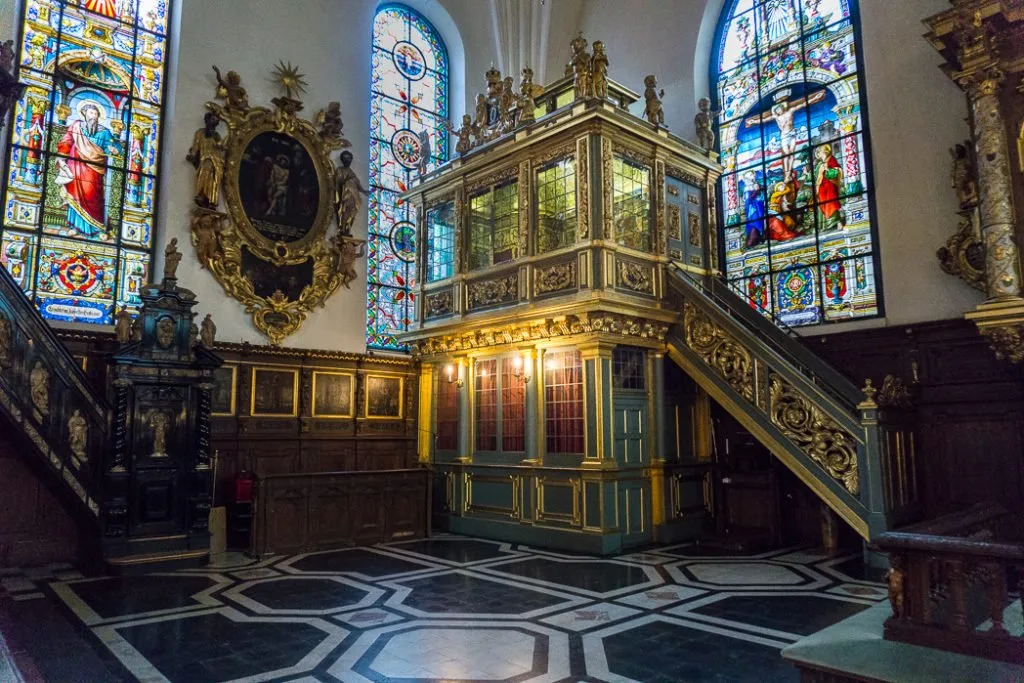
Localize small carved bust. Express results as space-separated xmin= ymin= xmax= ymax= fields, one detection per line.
xmin=156 ymin=316 xmax=176 ymax=349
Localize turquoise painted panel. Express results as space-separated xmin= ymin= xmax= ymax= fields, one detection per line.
xmin=613 ymin=398 xmax=648 ymax=465
xmin=541 ymin=481 xmax=576 ymax=518
xmin=584 ymin=479 xmax=602 ymax=528
xmin=666 ymin=175 xmax=705 ymax=270
xmin=468 ymin=476 xmax=516 ymax=516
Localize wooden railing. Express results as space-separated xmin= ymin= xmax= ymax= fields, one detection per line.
xmin=252 ymin=468 xmax=430 ymax=556
xmin=873 ymin=503 xmax=1024 ymax=664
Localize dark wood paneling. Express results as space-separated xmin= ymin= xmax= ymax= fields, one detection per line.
xmin=804 ymin=319 xmax=1024 ymax=523
xmin=254 ymin=470 xmax=428 ymax=555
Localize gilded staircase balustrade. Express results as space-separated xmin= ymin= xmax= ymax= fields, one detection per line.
xmin=0 ymin=260 xmax=111 ymax=523
xmin=665 ymin=264 xmax=889 ymax=540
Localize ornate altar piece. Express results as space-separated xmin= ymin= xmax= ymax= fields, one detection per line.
xmin=925 ymin=1 xmax=1024 ymax=362
xmin=187 ymin=64 xmax=366 ymax=345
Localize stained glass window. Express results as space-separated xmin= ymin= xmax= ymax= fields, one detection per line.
xmin=612 ymin=156 xmax=652 ymax=252
xmin=425 ymin=199 xmax=455 ymax=282
xmin=536 ymin=157 xmax=576 ymax=254
xmin=713 ymin=0 xmax=880 ymax=326
xmin=2 ymin=0 xmax=171 ymax=324
xmin=369 ymin=5 xmax=449 ymax=350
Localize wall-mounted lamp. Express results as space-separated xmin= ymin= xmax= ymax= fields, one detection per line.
xmin=444 ymin=363 xmax=464 ymax=388
xmin=511 ymin=354 xmax=531 ymax=384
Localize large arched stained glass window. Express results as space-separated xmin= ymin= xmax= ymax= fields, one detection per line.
xmin=368 ymin=4 xmax=449 ymax=351
xmin=1 ymin=0 xmax=172 ymax=325
xmin=713 ymin=0 xmax=880 ymax=326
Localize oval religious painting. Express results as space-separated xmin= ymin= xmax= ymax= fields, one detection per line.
xmin=238 ymin=131 xmax=320 ymax=243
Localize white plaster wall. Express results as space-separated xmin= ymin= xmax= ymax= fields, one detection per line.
xmin=577 ymin=0 xmax=984 ymax=329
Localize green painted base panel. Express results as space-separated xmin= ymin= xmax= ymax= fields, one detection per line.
xmin=440 ymin=515 xmax=639 ymax=555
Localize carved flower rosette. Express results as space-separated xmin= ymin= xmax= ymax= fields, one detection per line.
xmin=194 ymin=76 xmax=351 ymax=345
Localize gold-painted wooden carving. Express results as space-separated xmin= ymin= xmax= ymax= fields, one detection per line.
xmin=617 ymin=261 xmax=654 ymax=294
xmin=576 ymin=136 xmax=590 ymax=240
xmin=683 ymin=302 xmax=753 ymax=401
xmin=468 ymin=274 xmax=518 ymax=309
xmin=188 ymin=65 xmax=363 ymax=345
xmin=768 ymin=374 xmax=859 ymax=495
xmin=425 ymin=290 xmax=453 ymax=318
xmin=535 ymin=261 xmax=577 ymax=296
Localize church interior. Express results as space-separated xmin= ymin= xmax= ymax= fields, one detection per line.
xmin=0 ymin=0 xmax=1022 ymax=680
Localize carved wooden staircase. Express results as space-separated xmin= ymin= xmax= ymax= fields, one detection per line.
xmin=665 ymin=265 xmax=918 ymax=541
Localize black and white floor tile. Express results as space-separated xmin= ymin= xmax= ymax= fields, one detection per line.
xmin=0 ymin=536 xmax=888 ymax=682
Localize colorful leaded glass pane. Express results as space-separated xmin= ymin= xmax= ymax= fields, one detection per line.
xmin=425 ymin=200 xmax=455 ymax=282
xmin=714 ymin=0 xmax=880 ymax=327
xmin=368 ymin=5 xmax=449 ymax=350
xmin=2 ymin=0 xmax=172 ymax=324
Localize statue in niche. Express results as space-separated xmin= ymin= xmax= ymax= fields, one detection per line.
xmin=164 ymin=238 xmax=182 ymax=280
xmin=643 ymin=75 xmax=665 ymax=127
xmin=570 ymin=33 xmax=591 ymax=100
xmin=192 ymin=212 xmax=224 ymax=268
xmin=518 ymin=68 xmax=537 ymax=126
xmin=145 ymin=409 xmax=171 ymax=457
xmin=446 ymin=114 xmax=474 ymax=155
xmin=334 ymin=150 xmax=370 ymax=237
xmin=212 ymin=65 xmax=248 ymax=112
xmin=115 ymin=309 xmax=133 ymax=343
xmin=186 ymin=111 xmax=226 ymax=209
xmin=949 ymin=142 xmax=979 ymax=211
xmin=695 ymin=97 xmax=717 ymax=152
xmin=590 ymin=41 xmax=609 ymax=100
xmin=30 ymin=361 xmax=50 ymax=416
xmin=200 ymin=314 xmax=217 ymax=347
xmin=67 ymin=409 xmax=88 ymax=465
xmin=0 ymin=313 xmax=11 ymax=369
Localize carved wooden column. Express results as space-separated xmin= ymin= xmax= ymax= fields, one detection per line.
xmin=926 ymin=1 xmax=1024 ymax=363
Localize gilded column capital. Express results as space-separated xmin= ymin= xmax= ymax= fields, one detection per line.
xmin=956 ymin=66 xmax=1005 ymax=100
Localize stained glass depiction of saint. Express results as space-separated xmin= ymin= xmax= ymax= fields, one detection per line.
xmin=714 ymin=0 xmax=878 ymax=326
xmin=367 ymin=5 xmax=449 ymax=351
xmin=1 ymin=0 xmax=171 ymax=324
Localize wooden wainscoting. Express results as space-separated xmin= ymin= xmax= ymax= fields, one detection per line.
xmin=253 ymin=469 xmax=429 ymax=555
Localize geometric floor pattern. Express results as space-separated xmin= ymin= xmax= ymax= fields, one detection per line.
xmin=0 ymin=534 xmax=889 ymax=682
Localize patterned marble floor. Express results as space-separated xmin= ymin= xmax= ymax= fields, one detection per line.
xmin=0 ymin=535 xmax=889 ymax=682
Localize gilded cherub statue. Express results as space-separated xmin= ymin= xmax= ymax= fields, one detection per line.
xmin=212 ymin=65 xmax=248 ymax=111
xmin=335 ymin=150 xmax=370 ymax=237
xmin=695 ymin=97 xmax=717 ymax=152
xmin=949 ymin=141 xmax=979 ymax=211
xmin=446 ymin=114 xmax=475 ymax=156
xmin=518 ymin=68 xmax=537 ymax=126
xmin=570 ymin=33 xmax=592 ymax=100
xmin=643 ymin=75 xmax=665 ymax=128
xmin=186 ymin=111 xmax=225 ymax=209
xmin=200 ymin=314 xmax=216 ymax=347
xmin=164 ymin=238 xmax=182 ymax=280
xmin=590 ymin=41 xmax=609 ymax=100
xmin=333 ymin=236 xmax=366 ymax=289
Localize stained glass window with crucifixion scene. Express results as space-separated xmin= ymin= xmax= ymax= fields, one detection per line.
xmin=713 ymin=0 xmax=881 ymax=327
xmin=368 ymin=4 xmax=449 ymax=351
xmin=1 ymin=0 xmax=172 ymax=325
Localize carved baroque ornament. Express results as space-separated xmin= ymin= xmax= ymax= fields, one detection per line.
xmin=683 ymin=302 xmax=754 ymax=401
xmin=186 ymin=65 xmax=365 ymax=345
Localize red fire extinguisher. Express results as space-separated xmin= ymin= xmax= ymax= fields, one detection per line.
xmin=232 ymin=470 xmax=255 ymax=504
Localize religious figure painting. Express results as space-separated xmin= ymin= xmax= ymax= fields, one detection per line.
xmin=211 ymin=365 xmax=236 ymax=416
xmin=55 ymin=102 xmax=121 ymax=241
xmin=251 ymin=368 xmax=298 ymax=416
xmin=238 ymin=131 xmax=320 ymax=244
xmin=365 ymin=375 xmax=402 ymax=418
xmin=312 ymin=372 xmax=353 ymax=418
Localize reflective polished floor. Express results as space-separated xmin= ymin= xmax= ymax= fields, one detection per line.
xmin=0 ymin=535 xmax=888 ymax=682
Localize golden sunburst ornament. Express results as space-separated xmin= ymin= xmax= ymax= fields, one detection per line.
xmin=270 ymin=60 xmax=308 ymax=100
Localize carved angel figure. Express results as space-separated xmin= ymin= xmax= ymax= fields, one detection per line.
xmin=643 ymin=75 xmax=665 ymax=127
xmin=164 ymin=238 xmax=182 ymax=280
xmin=212 ymin=65 xmax=248 ymax=111
xmin=570 ymin=33 xmax=591 ymax=100
xmin=333 ymin=236 xmax=366 ymax=289
xmin=499 ymin=76 xmax=516 ymax=130
xmin=145 ymin=409 xmax=170 ymax=457
xmin=186 ymin=111 xmax=225 ymax=209
xmin=68 ymin=409 xmax=88 ymax=465
xmin=316 ymin=101 xmax=345 ymax=139
xmin=30 ymin=361 xmax=49 ymax=416
xmin=518 ymin=68 xmax=537 ymax=126
xmin=335 ymin=150 xmax=370 ymax=237
xmin=473 ymin=93 xmax=489 ymax=142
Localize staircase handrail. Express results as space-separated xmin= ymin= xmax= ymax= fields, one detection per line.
xmin=667 ymin=264 xmax=864 ymax=410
